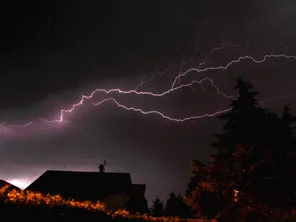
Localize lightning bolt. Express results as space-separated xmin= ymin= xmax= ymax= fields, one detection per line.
xmin=44 ymin=53 xmax=296 ymax=124
xmin=135 ymin=64 xmax=177 ymax=91
xmin=171 ymin=54 xmax=296 ymax=89
xmin=92 ymin=98 xmax=231 ymax=122
xmin=2 ymin=51 xmax=296 ymax=129
xmin=35 ymin=77 xmax=232 ymax=124
xmin=1 ymin=122 xmax=33 ymax=128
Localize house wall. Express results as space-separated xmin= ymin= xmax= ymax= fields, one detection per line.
xmin=103 ymin=192 xmax=127 ymax=211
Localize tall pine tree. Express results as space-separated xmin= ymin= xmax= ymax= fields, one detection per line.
xmin=212 ymin=77 xmax=267 ymax=155
xmin=210 ymin=78 xmax=296 ymax=220
xmin=187 ymin=77 xmax=296 ymax=221
xmin=150 ymin=196 xmax=164 ymax=217
xmin=164 ymin=191 xmax=191 ymax=218
xmin=164 ymin=191 xmax=178 ymax=216
xmin=210 ymin=78 xmax=268 ymax=218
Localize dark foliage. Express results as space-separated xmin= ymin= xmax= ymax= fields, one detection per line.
xmin=127 ymin=196 xmax=150 ymax=214
xmin=150 ymin=196 xmax=164 ymax=217
xmin=0 ymin=201 xmax=147 ymax=222
xmin=186 ymin=77 xmax=296 ymax=221
xmin=164 ymin=191 xmax=190 ymax=218
xmin=164 ymin=191 xmax=178 ymax=216
xmin=185 ymin=160 xmax=222 ymax=218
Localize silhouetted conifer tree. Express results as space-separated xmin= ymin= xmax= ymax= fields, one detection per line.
xmin=212 ymin=77 xmax=267 ymax=155
xmin=210 ymin=78 xmax=270 ymax=220
xmin=150 ymin=196 xmax=164 ymax=217
xmin=269 ymin=106 xmax=296 ymax=214
xmin=176 ymin=193 xmax=192 ymax=218
xmin=164 ymin=192 xmax=190 ymax=217
xmin=133 ymin=197 xmax=150 ymax=214
xmin=187 ymin=78 xmax=296 ymax=221
xmin=140 ymin=197 xmax=150 ymax=214
xmin=164 ymin=191 xmax=178 ymax=216
xmin=126 ymin=195 xmax=150 ymax=214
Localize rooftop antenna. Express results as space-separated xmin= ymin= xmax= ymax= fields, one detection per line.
xmin=99 ymin=160 xmax=107 ymax=173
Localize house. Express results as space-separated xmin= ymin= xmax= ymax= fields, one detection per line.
xmin=25 ymin=168 xmax=147 ymax=212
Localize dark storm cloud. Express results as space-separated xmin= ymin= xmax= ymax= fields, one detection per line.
xmin=1 ymin=0 xmax=296 ymax=203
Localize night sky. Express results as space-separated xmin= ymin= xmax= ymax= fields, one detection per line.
xmin=1 ymin=0 xmax=296 ymax=203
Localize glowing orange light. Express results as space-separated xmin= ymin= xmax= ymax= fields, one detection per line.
xmin=233 ymin=189 xmax=239 ymax=203
xmin=0 ymin=185 xmax=214 ymax=222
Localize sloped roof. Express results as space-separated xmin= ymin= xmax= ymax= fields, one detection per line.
xmin=25 ymin=170 xmax=132 ymax=201
xmin=0 ymin=180 xmax=21 ymax=191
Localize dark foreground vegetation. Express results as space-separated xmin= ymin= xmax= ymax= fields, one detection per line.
xmin=1 ymin=202 xmax=146 ymax=222
xmin=0 ymin=185 xmax=198 ymax=222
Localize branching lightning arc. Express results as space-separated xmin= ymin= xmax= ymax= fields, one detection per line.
xmin=1 ymin=45 xmax=296 ymax=129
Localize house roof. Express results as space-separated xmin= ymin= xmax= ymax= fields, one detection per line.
xmin=25 ymin=170 xmax=133 ymax=201
xmin=0 ymin=180 xmax=21 ymax=191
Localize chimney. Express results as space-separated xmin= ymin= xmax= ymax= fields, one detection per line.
xmin=99 ymin=164 xmax=105 ymax=173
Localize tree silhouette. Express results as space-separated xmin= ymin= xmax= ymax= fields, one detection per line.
xmin=278 ymin=105 xmax=296 ymax=153
xmin=150 ymin=196 xmax=164 ymax=217
xmin=138 ymin=197 xmax=150 ymax=214
xmin=212 ymin=77 xmax=267 ymax=155
xmin=185 ymin=160 xmax=222 ymax=218
xmin=164 ymin=191 xmax=190 ymax=218
xmin=127 ymin=196 xmax=150 ymax=214
xmin=164 ymin=191 xmax=178 ymax=216
xmin=187 ymin=77 xmax=296 ymax=221
xmin=266 ymin=106 xmax=296 ymax=214
xmin=210 ymin=78 xmax=270 ymax=219
xmin=176 ymin=193 xmax=192 ymax=218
